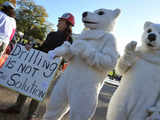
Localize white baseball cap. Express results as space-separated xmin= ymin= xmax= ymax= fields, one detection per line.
xmin=2 ymin=1 xmax=16 ymax=9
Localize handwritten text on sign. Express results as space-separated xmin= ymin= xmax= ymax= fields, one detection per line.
xmin=0 ymin=44 xmax=61 ymax=101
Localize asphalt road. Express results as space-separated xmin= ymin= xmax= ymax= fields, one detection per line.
xmin=92 ymin=82 xmax=117 ymax=120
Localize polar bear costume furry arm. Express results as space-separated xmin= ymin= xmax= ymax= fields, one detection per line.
xmin=73 ymin=33 xmax=119 ymax=72
xmin=116 ymin=41 xmax=137 ymax=75
xmin=48 ymin=41 xmax=73 ymax=60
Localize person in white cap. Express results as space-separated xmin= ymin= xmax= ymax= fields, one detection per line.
xmin=0 ymin=1 xmax=16 ymax=57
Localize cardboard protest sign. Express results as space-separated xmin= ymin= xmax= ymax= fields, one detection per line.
xmin=0 ymin=44 xmax=61 ymax=101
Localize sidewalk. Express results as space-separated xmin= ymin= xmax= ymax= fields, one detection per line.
xmin=0 ymin=82 xmax=116 ymax=120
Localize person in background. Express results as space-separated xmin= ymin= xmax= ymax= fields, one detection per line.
xmin=0 ymin=1 xmax=16 ymax=57
xmin=0 ymin=38 xmax=16 ymax=67
xmin=0 ymin=12 xmax=75 ymax=120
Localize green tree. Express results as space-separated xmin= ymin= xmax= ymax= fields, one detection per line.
xmin=0 ymin=0 xmax=7 ymax=4
xmin=0 ymin=0 xmax=16 ymax=7
xmin=16 ymin=0 xmax=53 ymax=42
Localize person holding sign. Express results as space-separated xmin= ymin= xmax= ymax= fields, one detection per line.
xmin=0 ymin=13 xmax=75 ymax=120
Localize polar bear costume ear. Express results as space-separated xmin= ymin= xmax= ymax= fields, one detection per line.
xmin=144 ymin=21 xmax=153 ymax=29
xmin=113 ymin=9 xmax=121 ymax=18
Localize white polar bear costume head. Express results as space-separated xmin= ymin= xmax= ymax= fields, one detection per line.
xmin=141 ymin=21 xmax=160 ymax=51
xmin=82 ymin=8 xmax=121 ymax=32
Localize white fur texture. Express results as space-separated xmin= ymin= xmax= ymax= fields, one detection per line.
xmin=48 ymin=41 xmax=73 ymax=60
xmin=82 ymin=8 xmax=120 ymax=32
xmin=107 ymin=22 xmax=160 ymax=120
xmin=44 ymin=8 xmax=120 ymax=120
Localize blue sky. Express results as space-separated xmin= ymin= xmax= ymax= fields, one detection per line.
xmin=34 ymin=0 xmax=160 ymax=54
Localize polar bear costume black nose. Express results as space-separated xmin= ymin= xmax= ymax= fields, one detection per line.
xmin=148 ymin=33 xmax=156 ymax=41
xmin=82 ymin=12 xmax=88 ymax=18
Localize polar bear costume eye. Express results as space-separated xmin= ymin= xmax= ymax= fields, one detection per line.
xmin=147 ymin=29 xmax=152 ymax=33
xmin=97 ymin=11 xmax=104 ymax=15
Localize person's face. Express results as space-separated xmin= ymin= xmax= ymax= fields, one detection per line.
xmin=8 ymin=7 xmax=15 ymax=18
xmin=57 ymin=19 xmax=67 ymax=31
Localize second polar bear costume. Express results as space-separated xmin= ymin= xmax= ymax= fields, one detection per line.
xmin=107 ymin=22 xmax=160 ymax=120
xmin=44 ymin=8 xmax=120 ymax=120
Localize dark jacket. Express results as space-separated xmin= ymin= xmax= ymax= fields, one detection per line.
xmin=38 ymin=31 xmax=72 ymax=53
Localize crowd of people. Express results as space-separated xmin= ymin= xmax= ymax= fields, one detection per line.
xmin=0 ymin=1 xmax=122 ymax=120
xmin=0 ymin=1 xmax=76 ymax=120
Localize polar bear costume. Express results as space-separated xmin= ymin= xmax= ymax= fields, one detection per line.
xmin=44 ymin=8 xmax=120 ymax=120
xmin=107 ymin=22 xmax=160 ymax=120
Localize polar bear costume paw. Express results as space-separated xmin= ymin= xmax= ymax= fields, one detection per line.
xmin=70 ymin=40 xmax=87 ymax=56
xmin=48 ymin=41 xmax=72 ymax=59
xmin=123 ymin=41 xmax=137 ymax=66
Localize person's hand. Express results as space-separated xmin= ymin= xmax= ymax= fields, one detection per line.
xmin=25 ymin=44 xmax=32 ymax=51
